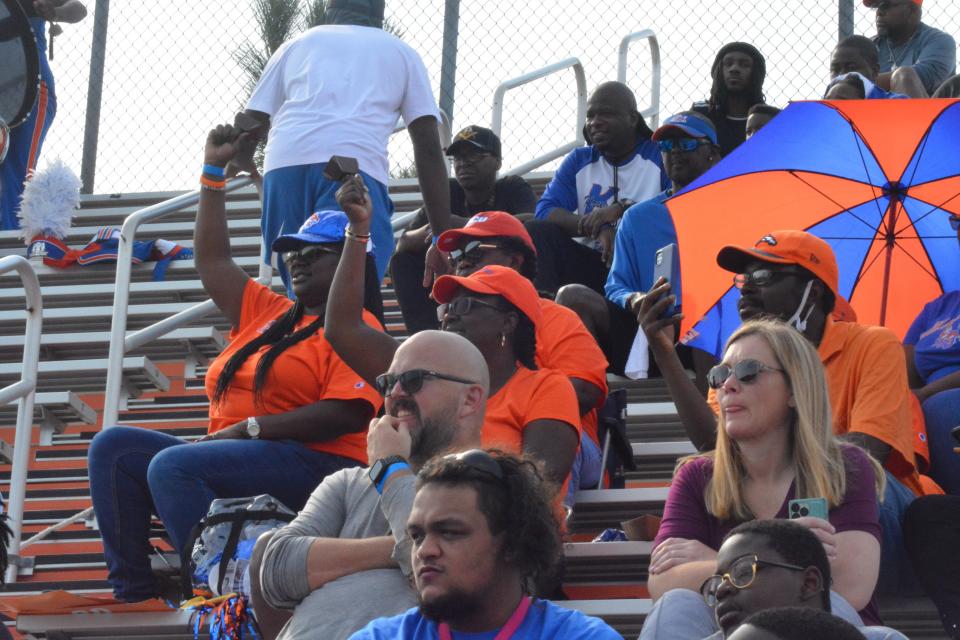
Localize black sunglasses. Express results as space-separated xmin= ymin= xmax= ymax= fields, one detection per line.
xmin=375 ymin=369 xmax=477 ymax=397
xmin=733 ymin=268 xmax=802 ymax=289
xmin=448 ymin=240 xmax=501 ymax=265
xmin=442 ymin=449 xmax=505 ymax=483
xmin=707 ymin=359 xmax=785 ymax=389
xmin=949 ymin=215 xmax=960 ymax=231
xmin=281 ymin=244 xmax=340 ymax=264
xmin=436 ymin=296 xmax=507 ymax=322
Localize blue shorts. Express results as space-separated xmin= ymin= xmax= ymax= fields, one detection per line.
xmin=262 ymin=163 xmax=395 ymax=291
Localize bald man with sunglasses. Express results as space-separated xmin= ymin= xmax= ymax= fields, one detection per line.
xmin=251 ymin=331 xmax=490 ymax=640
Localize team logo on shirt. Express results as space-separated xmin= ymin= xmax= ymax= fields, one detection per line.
xmin=584 ymin=184 xmax=616 ymax=213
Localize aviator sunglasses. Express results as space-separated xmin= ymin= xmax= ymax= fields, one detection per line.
xmin=707 ymin=359 xmax=785 ymax=389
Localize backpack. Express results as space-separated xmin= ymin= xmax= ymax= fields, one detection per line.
xmin=180 ymin=494 xmax=295 ymax=600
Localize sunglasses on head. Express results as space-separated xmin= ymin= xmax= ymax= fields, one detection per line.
xmin=375 ymin=369 xmax=477 ymax=397
xmin=442 ymin=449 xmax=505 ymax=483
xmin=448 ymin=240 xmax=501 ymax=265
xmin=281 ymin=244 xmax=340 ymax=264
xmin=707 ymin=359 xmax=785 ymax=389
xmin=733 ymin=268 xmax=801 ymax=289
xmin=657 ymin=138 xmax=711 ymax=153
xmin=700 ymin=554 xmax=807 ymax=608
xmin=436 ymin=296 xmax=506 ymax=322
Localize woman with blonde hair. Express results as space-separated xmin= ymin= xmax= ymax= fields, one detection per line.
xmin=640 ymin=319 xmax=886 ymax=638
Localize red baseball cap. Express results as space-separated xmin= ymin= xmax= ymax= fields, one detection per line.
xmin=432 ymin=264 xmax=543 ymax=327
xmin=437 ymin=211 xmax=537 ymax=254
xmin=716 ymin=229 xmax=842 ymax=302
xmin=863 ymin=0 xmax=921 ymax=6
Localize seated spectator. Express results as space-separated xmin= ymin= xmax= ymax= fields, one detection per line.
xmin=436 ymin=212 xmax=608 ymax=505
xmin=639 ymin=230 xmax=929 ymax=594
xmin=560 ymin=111 xmax=720 ymax=380
xmin=828 ymin=35 xmax=923 ymax=97
xmin=326 ymin=178 xmax=581 ymax=490
xmin=527 ymin=81 xmax=666 ymax=296
xmin=933 ymin=73 xmax=960 ymax=97
xmin=903 ymin=495 xmax=960 ymax=638
xmin=87 ymin=125 xmax=383 ymax=603
xmin=692 ymin=43 xmax=767 ymax=156
xmin=643 ymin=319 xmax=886 ymax=624
xmin=730 ymin=608 xmax=867 ymax=640
xmin=392 ymin=126 xmax=536 ymax=333
xmin=903 ymin=213 xmax=960 ymax=494
xmin=863 ymin=0 xmax=956 ymax=96
xmin=253 ymin=330 xmax=489 ymax=640
xmin=825 ymin=72 xmax=896 ymax=100
xmin=348 ymin=450 xmax=622 ymax=639
xmin=642 ymin=520 xmax=906 ymax=639
xmin=744 ymin=105 xmax=780 ymax=139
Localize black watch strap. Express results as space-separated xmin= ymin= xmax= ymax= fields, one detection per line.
xmin=369 ymin=455 xmax=408 ymax=486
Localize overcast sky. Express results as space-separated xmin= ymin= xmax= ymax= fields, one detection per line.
xmin=33 ymin=0 xmax=960 ymax=194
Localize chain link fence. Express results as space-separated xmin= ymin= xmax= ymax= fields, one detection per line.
xmin=36 ymin=0 xmax=960 ymax=194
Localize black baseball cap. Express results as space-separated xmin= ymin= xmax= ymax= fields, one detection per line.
xmin=446 ymin=126 xmax=502 ymax=158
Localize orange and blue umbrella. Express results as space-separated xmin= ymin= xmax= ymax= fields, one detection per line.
xmin=668 ymin=99 xmax=960 ymax=357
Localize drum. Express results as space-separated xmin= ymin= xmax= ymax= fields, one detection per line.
xmin=0 ymin=0 xmax=40 ymax=130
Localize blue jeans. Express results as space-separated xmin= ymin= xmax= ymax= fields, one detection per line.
xmin=564 ymin=432 xmax=603 ymax=507
xmin=922 ymin=389 xmax=960 ymax=495
xmin=88 ymin=426 xmax=360 ymax=601
xmin=877 ymin=470 xmax=920 ymax=595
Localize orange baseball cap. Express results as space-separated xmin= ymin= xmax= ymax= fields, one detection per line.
xmin=437 ymin=211 xmax=537 ymax=254
xmin=432 ymin=264 xmax=543 ymax=327
xmin=716 ymin=229 xmax=842 ymax=301
xmin=863 ymin=0 xmax=920 ymax=6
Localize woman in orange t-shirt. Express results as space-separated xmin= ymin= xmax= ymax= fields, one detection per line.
xmin=88 ymin=125 xmax=383 ymax=602
xmin=326 ymin=178 xmax=581 ymax=489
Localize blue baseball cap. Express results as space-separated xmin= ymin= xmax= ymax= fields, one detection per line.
xmin=272 ymin=210 xmax=373 ymax=252
xmin=652 ymin=111 xmax=718 ymax=145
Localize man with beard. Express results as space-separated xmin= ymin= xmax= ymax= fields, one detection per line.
xmin=692 ymin=43 xmax=767 ymax=156
xmin=349 ymin=450 xmax=621 ymax=639
xmin=526 ymin=81 xmax=667 ymax=296
xmin=252 ymin=331 xmax=489 ymax=640
xmin=557 ymin=111 xmax=720 ymax=379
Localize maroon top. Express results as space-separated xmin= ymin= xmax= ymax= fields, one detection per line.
xmin=653 ymin=444 xmax=882 ymax=623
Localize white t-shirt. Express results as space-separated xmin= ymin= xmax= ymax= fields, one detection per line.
xmin=247 ymin=25 xmax=440 ymax=184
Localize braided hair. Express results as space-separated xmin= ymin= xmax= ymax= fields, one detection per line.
xmin=708 ymin=42 xmax=766 ymax=114
xmin=212 ymin=299 xmax=325 ymax=408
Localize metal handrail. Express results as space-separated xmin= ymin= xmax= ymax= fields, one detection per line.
xmin=617 ymin=30 xmax=661 ymax=129
xmin=101 ymin=176 xmax=254 ymax=428
xmin=0 ymin=256 xmax=43 ymax=583
xmin=493 ymin=57 xmax=587 ymax=177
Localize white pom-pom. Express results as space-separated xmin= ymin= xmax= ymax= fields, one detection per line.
xmin=17 ymin=158 xmax=81 ymax=243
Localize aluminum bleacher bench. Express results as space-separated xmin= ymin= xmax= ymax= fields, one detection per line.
xmin=0 ymin=391 xmax=96 ymax=448
xmin=0 ymin=327 xmax=227 ymax=364
xmin=570 ymin=487 xmax=669 ymax=533
xmin=0 ymin=357 xmax=169 ymax=397
xmin=0 ymin=255 xmax=265 ymax=287
xmin=17 ymin=610 xmax=198 ymax=639
xmin=564 ymin=540 xmax=652 ymax=582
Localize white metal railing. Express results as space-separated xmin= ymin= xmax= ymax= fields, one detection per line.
xmin=0 ymin=256 xmax=43 ymax=583
xmin=493 ymin=57 xmax=587 ymax=177
xmin=617 ymin=30 xmax=662 ymax=129
xmin=100 ymin=176 xmax=256 ymax=428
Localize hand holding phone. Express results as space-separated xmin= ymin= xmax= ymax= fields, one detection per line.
xmin=651 ymin=243 xmax=681 ymax=318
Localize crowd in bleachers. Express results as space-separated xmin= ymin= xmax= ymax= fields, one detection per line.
xmin=4 ymin=0 xmax=958 ymax=637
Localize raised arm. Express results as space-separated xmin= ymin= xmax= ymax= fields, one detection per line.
xmin=36 ymin=0 xmax=87 ymax=23
xmin=324 ymin=176 xmax=399 ymax=386
xmin=638 ymin=279 xmax=719 ymax=451
xmin=195 ymin=125 xmax=255 ymax=328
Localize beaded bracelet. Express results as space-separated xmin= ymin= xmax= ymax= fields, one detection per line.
xmin=200 ymin=175 xmax=226 ymax=191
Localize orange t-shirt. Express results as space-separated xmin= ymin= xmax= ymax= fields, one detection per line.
xmin=481 ymin=365 xmax=581 ymax=453
xmin=707 ymin=318 xmax=922 ymax=495
xmin=535 ymin=298 xmax=609 ymax=446
xmin=204 ymin=280 xmax=383 ymax=464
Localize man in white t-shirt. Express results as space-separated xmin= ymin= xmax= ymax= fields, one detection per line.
xmin=233 ymin=0 xmax=451 ymax=289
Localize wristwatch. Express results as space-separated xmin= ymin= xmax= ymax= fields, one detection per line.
xmin=369 ymin=455 xmax=408 ymax=487
xmin=244 ymin=416 xmax=261 ymax=439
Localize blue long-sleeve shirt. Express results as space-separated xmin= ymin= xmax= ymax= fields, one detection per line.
xmin=604 ymin=190 xmax=678 ymax=309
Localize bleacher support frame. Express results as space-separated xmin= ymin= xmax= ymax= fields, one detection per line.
xmin=617 ymin=30 xmax=661 ymax=129
xmin=0 ymin=256 xmax=43 ymax=583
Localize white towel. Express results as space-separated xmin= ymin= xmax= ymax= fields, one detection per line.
xmin=624 ymin=326 xmax=650 ymax=379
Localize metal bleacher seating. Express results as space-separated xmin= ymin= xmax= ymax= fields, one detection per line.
xmin=0 ymin=173 xmax=946 ymax=638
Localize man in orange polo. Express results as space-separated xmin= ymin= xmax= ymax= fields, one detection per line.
xmin=638 ymin=229 xmax=928 ymax=594
xmin=436 ymin=212 xmax=609 ymax=505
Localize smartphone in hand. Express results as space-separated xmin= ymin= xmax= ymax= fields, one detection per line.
xmin=652 ymin=243 xmax=681 ymax=317
xmin=788 ymin=497 xmax=829 ymax=520
xmin=324 ymin=156 xmax=360 ymax=182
